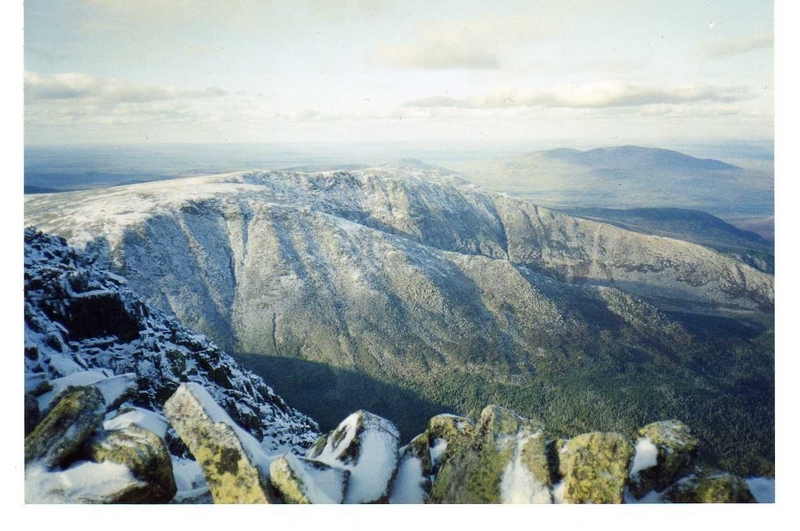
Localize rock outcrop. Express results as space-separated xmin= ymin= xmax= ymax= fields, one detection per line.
xmin=306 ymin=410 xmax=400 ymax=504
xmin=163 ymin=383 xmax=273 ymax=504
xmin=430 ymin=405 xmax=551 ymax=504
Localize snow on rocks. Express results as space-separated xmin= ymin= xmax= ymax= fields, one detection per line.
xmin=269 ymin=453 xmax=350 ymax=504
xmin=389 ymin=413 xmax=474 ymax=504
xmin=85 ymin=424 xmax=177 ymax=503
xmin=306 ymin=410 xmax=400 ymax=504
xmin=429 ymin=405 xmax=551 ymax=504
xmin=627 ymin=420 xmax=698 ymax=499
xmin=163 ymin=383 xmax=274 ymax=503
xmin=25 ymin=461 xmax=147 ymax=504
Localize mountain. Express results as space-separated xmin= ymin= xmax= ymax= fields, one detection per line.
xmin=24 ymin=164 xmax=774 ymax=474
xmin=558 ymin=207 xmax=773 ymax=274
xmin=457 ymin=146 xmax=774 ymax=238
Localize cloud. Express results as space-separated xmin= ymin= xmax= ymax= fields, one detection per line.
xmin=25 ymin=72 xmax=227 ymax=103
xmin=403 ymin=81 xmax=751 ymax=109
xmin=370 ymin=14 xmax=552 ymax=70
xmin=371 ymin=41 xmax=500 ymax=70
xmin=699 ymin=33 xmax=773 ymax=59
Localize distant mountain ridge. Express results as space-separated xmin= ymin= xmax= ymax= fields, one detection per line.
xmin=458 ymin=145 xmax=773 ymax=239
xmin=537 ymin=146 xmax=739 ymax=171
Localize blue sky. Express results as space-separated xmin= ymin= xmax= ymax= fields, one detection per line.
xmin=23 ymin=0 xmax=774 ymax=145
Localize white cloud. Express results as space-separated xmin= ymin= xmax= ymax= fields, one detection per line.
xmin=371 ymin=40 xmax=500 ymax=70
xmin=699 ymin=33 xmax=773 ymax=59
xmin=404 ymin=81 xmax=752 ymax=109
xmin=370 ymin=15 xmax=553 ymax=70
xmin=25 ymin=72 xmax=227 ymax=103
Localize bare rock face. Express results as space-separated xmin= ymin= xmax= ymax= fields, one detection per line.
xmin=306 ymin=410 xmax=400 ymax=504
xmin=163 ymin=383 xmax=272 ymax=504
xmin=25 ymin=386 xmax=105 ymax=469
xmin=429 ymin=405 xmax=551 ymax=504
xmin=557 ymin=432 xmax=633 ymax=504
xmin=86 ymin=425 xmax=177 ymax=503
xmin=269 ymin=454 xmax=350 ymax=504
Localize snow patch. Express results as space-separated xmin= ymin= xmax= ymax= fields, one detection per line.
xmin=630 ymin=437 xmax=659 ymax=476
xmin=25 ymin=461 xmax=144 ymax=503
xmin=552 ymin=480 xmax=566 ymax=504
xmin=499 ymin=431 xmax=551 ymax=504
xmin=746 ymin=477 xmax=775 ymax=503
xmin=429 ymin=438 xmax=448 ymax=468
xmin=389 ymin=455 xmax=426 ymax=504
xmin=104 ymin=407 xmax=169 ymax=439
xmin=282 ymin=454 xmax=347 ymax=504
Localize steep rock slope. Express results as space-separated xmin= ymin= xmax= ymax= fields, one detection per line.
xmin=24 ymin=228 xmax=319 ymax=454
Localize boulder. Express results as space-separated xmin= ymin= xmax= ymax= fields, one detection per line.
xmin=429 ymin=405 xmax=551 ymax=504
xmin=558 ymin=432 xmax=633 ymax=504
xmin=269 ymin=453 xmax=350 ymax=504
xmin=664 ymin=470 xmax=756 ymax=503
xmin=163 ymin=383 xmax=272 ymax=503
xmin=628 ymin=420 xmax=699 ymax=498
xmin=25 ymin=385 xmax=105 ymax=469
xmin=86 ymin=424 xmax=177 ymax=503
xmin=306 ymin=410 xmax=400 ymax=504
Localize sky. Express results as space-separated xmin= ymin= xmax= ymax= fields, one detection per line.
xmin=23 ymin=0 xmax=774 ymax=146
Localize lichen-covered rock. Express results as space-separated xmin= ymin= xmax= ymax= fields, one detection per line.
xmin=86 ymin=425 xmax=177 ymax=503
xmin=306 ymin=410 xmax=400 ymax=504
xmin=25 ymin=393 xmax=40 ymax=436
xmin=429 ymin=405 xmax=551 ymax=504
xmin=389 ymin=413 xmax=474 ymax=504
xmin=426 ymin=414 xmax=474 ymax=473
xmin=628 ymin=420 xmax=698 ymax=498
xmin=269 ymin=453 xmax=349 ymax=504
xmin=664 ymin=470 xmax=756 ymax=503
xmin=558 ymin=432 xmax=633 ymax=504
xmin=25 ymin=385 xmax=105 ymax=469
xmin=163 ymin=383 xmax=272 ymax=503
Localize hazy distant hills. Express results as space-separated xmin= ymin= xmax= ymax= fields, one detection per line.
xmin=560 ymin=207 xmax=773 ymax=274
xmin=24 ymin=164 xmax=774 ymax=473
xmin=460 ymin=146 xmax=774 ymax=240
